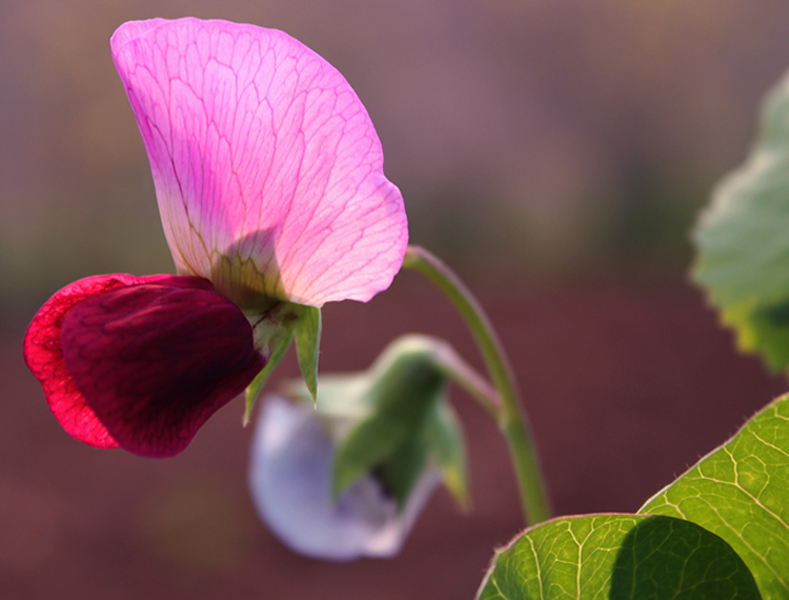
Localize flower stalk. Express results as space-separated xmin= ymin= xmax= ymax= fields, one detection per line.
xmin=402 ymin=246 xmax=551 ymax=525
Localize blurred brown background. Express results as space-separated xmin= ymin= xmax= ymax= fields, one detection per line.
xmin=3 ymin=1 xmax=789 ymax=598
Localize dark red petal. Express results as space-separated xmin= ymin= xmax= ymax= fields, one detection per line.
xmin=23 ymin=274 xmax=181 ymax=448
xmin=60 ymin=280 xmax=265 ymax=458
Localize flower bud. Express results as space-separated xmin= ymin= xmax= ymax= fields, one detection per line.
xmin=248 ymin=335 xmax=470 ymax=560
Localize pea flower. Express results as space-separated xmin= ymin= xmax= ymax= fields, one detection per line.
xmin=248 ymin=336 xmax=471 ymax=560
xmin=23 ymin=17 xmax=407 ymax=457
xmin=249 ymin=395 xmax=442 ymax=560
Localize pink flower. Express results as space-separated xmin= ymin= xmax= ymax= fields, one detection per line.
xmin=112 ymin=17 xmax=406 ymax=309
xmin=23 ymin=18 xmax=406 ymax=457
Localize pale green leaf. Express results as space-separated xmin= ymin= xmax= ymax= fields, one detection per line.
xmin=693 ymin=68 xmax=789 ymax=371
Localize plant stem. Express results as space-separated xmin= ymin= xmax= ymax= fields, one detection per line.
xmin=403 ymin=245 xmax=551 ymax=525
xmin=431 ymin=339 xmax=500 ymax=418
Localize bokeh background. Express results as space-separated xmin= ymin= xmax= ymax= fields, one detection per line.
xmin=3 ymin=1 xmax=789 ymax=598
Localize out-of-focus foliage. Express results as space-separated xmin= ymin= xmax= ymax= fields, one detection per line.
xmin=694 ymin=67 xmax=789 ymax=373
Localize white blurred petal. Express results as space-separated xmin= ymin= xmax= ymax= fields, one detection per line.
xmin=249 ymin=396 xmax=439 ymax=561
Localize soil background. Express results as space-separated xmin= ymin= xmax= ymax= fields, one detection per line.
xmin=1 ymin=271 xmax=786 ymax=600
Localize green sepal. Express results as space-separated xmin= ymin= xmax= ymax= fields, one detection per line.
xmin=640 ymin=392 xmax=789 ymax=599
xmin=243 ymin=302 xmax=321 ymax=424
xmin=279 ymin=335 xmax=473 ymax=513
xmin=243 ymin=332 xmax=293 ymax=426
xmin=423 ymin=400 xmax=469 ymax=510
xmin=293 ymin=305 xmax=321 ymax=404
xmin=374 ymin=433 xmax=430 ymax=509
xmin=476 ymin=514 xmax=760 ymax=600
xmin=285 ymin=370 xmax=450 ymax=511
xmin=330 ymin=388 xmax=440 ymax=503
xmin=330 ymin=341 xmax=448 ymax=502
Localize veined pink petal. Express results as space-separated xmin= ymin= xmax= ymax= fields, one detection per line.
xmin=111 ymin=18 xmax=408 ymax=309
xmin=24 ymin=274 xmax=265 ymax=457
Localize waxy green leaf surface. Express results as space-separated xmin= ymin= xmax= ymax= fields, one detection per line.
xmin=476 ymin=514 xmax=759 ymax=600
xmin=640 ymin=392 xmax=789 ymax=599
xmin=693 ymin=68 xmax=789 ymax=372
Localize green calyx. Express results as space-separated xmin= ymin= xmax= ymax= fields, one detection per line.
xmin=243 ymin=302 xmax=322 ymax=425
xmin=286 ymin=335 xmax=472 ymax=512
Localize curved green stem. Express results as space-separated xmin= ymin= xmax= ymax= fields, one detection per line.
xmin=403 ymin=245 xmax=551 ymax=525
xmin=430 ymin=338 xmax=500 ymax=418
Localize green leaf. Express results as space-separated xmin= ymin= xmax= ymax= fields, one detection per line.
xmin=640 ymin=392 xmax=789 ymax=599
xmin=693 ymin=68 xmax=789 ymax=372
xmin=243 ymin=332 xmax=293 ymax=425
xmin=476 ymin=514 xmax=760 ymax=600
xmin=293 ymin=305 xmax=321 ymax=403
xmin=423 ymin=400 xmax=469 ymax=509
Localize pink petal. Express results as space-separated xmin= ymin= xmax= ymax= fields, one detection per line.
xmin=111 ymin=18 xmax=407 ymax=309
xmin=24 ymin=274 xmax=265 ymax=457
